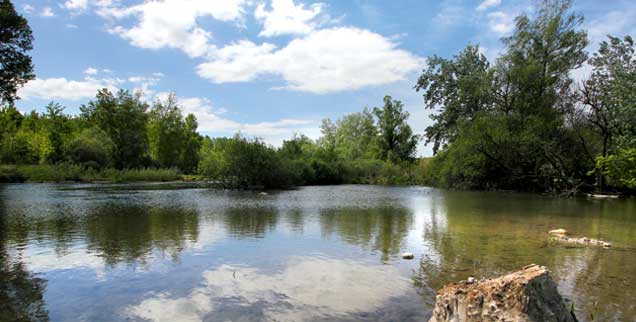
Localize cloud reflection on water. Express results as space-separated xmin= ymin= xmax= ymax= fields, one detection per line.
xmin=126 ymin=256 xmax=411 ymax=322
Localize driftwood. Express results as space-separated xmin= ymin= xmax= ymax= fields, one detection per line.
xmin=428 ymin=264 xmax=577 ymax=322
xmin=548 ymin=228 xmax=612 ymax=248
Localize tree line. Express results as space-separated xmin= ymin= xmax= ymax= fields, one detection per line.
xmin=0 ymin=91 xmax=421 ymax=187
xmin=1 ymin=0 xmax=634 ymax=193
xmin=417 ymin=0 xmax=636 ymax=194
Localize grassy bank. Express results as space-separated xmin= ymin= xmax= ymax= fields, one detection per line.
xmin=0 ymin=164 xmax=182 ymax=183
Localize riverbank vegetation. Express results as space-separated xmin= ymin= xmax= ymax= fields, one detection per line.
xmin=1 ymin=0 xmax=634 ymax=193
xmin=417 ymin=0 xmax=636 ymax=194
xmin=0 ymin=92 xmax=422 ymax=186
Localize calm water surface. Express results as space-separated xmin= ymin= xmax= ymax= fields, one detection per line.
xmin=1 ymin=184 xmax=635 ymax=322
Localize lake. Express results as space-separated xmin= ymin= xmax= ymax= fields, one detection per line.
xmin=1 ymin=184 xmax=635 ymax=322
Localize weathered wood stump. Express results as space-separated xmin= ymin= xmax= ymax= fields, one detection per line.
xmin=428 ymin=264 xmax=577 ymax=322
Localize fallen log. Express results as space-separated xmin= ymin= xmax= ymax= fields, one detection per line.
xmin=428 ymin=264 xmax=577 ymax=322
xmin=548 ymin=229 xmax=611 ymax=248
xmin=550 ymin=235 xmax=612 ymax=248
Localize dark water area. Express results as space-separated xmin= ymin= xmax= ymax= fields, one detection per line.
xmin=0 ymin=183 xmax=635 ymax=322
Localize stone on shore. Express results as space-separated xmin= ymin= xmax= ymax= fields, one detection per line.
xmin=428 ymin=264 xmax=577 ymax=322
xmin=402 ymin=252 xmax=414 ymax=259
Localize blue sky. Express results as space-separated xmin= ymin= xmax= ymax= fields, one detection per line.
xmin=12 ymin=0 xmax=636 ymax=156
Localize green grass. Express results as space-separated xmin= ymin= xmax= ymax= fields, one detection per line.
xmin=0 ymin=164 xmax=183 ymax=183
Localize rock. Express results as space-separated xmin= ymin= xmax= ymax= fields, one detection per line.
xmin=258 ymin=192 xmax=268 ymax=196
xmin=428 ymin=264 xmax=577 ymax=322
xmin=549 ymin=229 xmax=569 ymax=236
xmin=402 ymin=252 xmax=414 ymax=259
xmin=466 ymin=277 xmax=476 ymax=284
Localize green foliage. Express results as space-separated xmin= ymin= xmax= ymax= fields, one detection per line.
xmin=95 ymin=168 xmax=182 ymax=183
xmin=15 ymin=163 xmax=84 ymax=182
xmin=415 ymin=45 xmax=493 ymax=153
xmin=81 ymin=89 xmax=150 ymax=169
xmin=181 ymin=113 xmax=201 ymax=173
xmin=43 ymin=102 xmax=70 ymax=163
xmin=0 ymin=164 xmax=182 ymax=183
xmin=333 ymin=109 xmax=380 ymax=160
xmin=0 ymin=0 xmax=35 ymax=104
xmin=419 ymin=0 xmax=605 ymax=193
xmin=373 ymin=96 xmax=419 ymax=162
xmin=596 ymin=149 xmax=636 ymax=190
xmin=148 ymin=94 xmax=185 ymax=168
xmin=66 ymin=127 xmax=114 ymax=169
xmin=198 ymin=135 xmax=291 ymax=189
xmin=0 ymin=164 xmax=23 ymax=182
xmin=0 ymin=130 xmax=37 ymax=164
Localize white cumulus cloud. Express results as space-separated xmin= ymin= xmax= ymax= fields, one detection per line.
xmin=83 ymin=67 xmax=99 ymax=75
xmin=63 ymin=0 xmax=88 ymax=11
xmin=99 ymin=0 xmax=246 ymax=58
xmin=197 ymin=27 xmax=424 ymax=93
xmin=477 ymin=0 xmax=501 ymax=11
xmin=22 ymin=4 xmax=34 ymax=14
xmin=18 ymin=77 xmax=119 ymax=100
xmin=255 ymin=0 xmax=324 ymax=37
xmin=487 ymin=11 xmax=515 ymax=34
xmin=40 ymin=7 xmax=55 ymax=17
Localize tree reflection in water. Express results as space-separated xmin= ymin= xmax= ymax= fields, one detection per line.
xmin=0 ymin=187 xmax=49 ymax=322
xmin=320 ymin=207 xmax=412 ymax=262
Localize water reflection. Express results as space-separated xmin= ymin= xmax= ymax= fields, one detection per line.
xmin=0 ymin=189 xmax=50 ymax=322
xmin=414 ymin=191 xmax=636 ymax=321
xmin=126 ymin=256 xmax=415 ymax=322
xmin=0 ymin=184 xmax=635 ymax=321
xmin=223 ymin=207 xmax=278 ymax=239
xmin=3 ymin=204 xmax=200 ymax=267
xmin=320 ymin=207 xmax=412 ymax=261
xmin=84 ymin=205 xmax=199 ymax=265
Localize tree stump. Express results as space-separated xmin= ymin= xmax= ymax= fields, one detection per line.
xmin=428 ymin=264 xmax=577 ymax=322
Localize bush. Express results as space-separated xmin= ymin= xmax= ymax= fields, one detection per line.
xmin=66 ymin=127 xmax=114 ymax=169
xmin=0 ymin=165 xmax=25 ymax=183
xmin=597 ymin=148 xmax=636 ymax=190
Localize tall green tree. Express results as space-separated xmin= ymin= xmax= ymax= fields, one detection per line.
xmin=80 ymin=89 xmax=150 ymax=169
xmin=180 ymin=113 xmax=201 ymax=173
xmin=373 ymin=96 xmax=419 ymax=162
xmin=415 ymin=45 xmax=493 ymax=153
xmin=0 ymin=0 xmax=34 ymax=104
xmin=334 ymin=108 xmax=380 ymax=160
xmin=501 ymin=0 xmax=588 ymax=118
xmin=43 ymin=102 xmax=68 ymax=163
xmin=148 ymin=94 xmax=185 ymax=168
xmin=581 ymin=35 xmax=636 ymax=191
xmin=419 ymin=0 xmax=590 ymax=192
xmin=582 ymin=35 xmax=636 ymax=154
